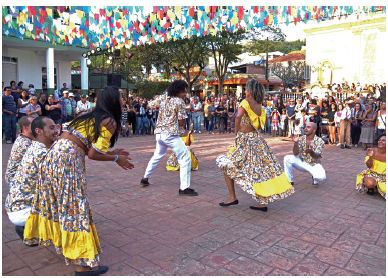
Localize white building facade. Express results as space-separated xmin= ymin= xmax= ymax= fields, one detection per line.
xmin=304 ymin=14 xmax=386 ymax=86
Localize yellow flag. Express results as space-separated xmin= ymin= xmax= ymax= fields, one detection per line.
xmin=106 ymin=10 xmax=112 ymax=17
xmin=175 ymin=6 xmax=181 ymax=17
xmin=47 ymin=8 xmax=52 ymax=18
xmin=205 ymin=6 xmax=210 ymax=13
xmin=76 ymin=10 xmax=84 ymax=19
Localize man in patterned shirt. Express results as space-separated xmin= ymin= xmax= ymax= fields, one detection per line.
xmin=5 ymin=116 xmax=59 ymax=239
xmin=140 ymin=80 xmax=198 ymax=196
xmin=283 ymin=122 xmax=326 ymax=188
xmin=5 ymin=116 xmax=35 ymax=186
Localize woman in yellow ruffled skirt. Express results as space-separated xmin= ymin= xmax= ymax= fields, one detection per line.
xmin=216 ymin=79 xmax=294 ymax=211
xmin=356 ymin=134 xmax=386 ymax=198
xmin=23 ymin=87 xmax=134 ymax=275
xmin=166 ymin=128 xmax=199 ymax=171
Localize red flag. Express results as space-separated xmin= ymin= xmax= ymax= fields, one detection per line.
xmin=116 ymin=22 xmax=121 ymax=29
xmin=94 ymin=14 xmax=99 ymax=21
xmin=99 ymin=9 xmax=105 ymax=17
xmin=85 ymin=20 xmax=89 ymax=28
xmin=153 ymin=6 xmax=158 ymax=13
xmin=189 ymin=7 xmax=194 ymax=17
xmin=253 ymin=6 xmax=259 ymax=13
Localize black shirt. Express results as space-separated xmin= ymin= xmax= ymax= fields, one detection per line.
xmin=46 ymin=103 xmax=62 ymax=120
xmin=38 ymin=100 xmax=48 ymax=116
xmin=321 ymin=108 xmax=329 ymax=120
xmin=134 ymin=103 xmax=147 ymax=117
xmin=328 ymin=111 xmax=336 ymax=122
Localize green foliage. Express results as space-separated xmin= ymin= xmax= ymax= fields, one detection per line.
xmin=244 ymin=39 xmax=304 ymax=55
xmin=136 ymin=80 xmax=170 ymax=99
xmin=71 ymin=60 xmax=81 ymax=68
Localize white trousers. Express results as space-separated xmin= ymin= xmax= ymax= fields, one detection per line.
xmin=7 ymin=207 xmax=31 ymax=226
xmin=144 ymin=134 xmax=191 ymax=190
xmin=283 ymin=155 xmax=326 ymax=184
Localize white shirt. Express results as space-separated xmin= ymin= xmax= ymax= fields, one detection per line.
xmin=76 ymin=100 xmax=91 ymax=115
xmin=340 ymin=106 xmax=353 ymax=120
xmin=356 ymin=85 xmax=362 ymax=92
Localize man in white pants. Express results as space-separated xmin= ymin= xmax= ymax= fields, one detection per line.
xmin=140 ymin=80 xmax=198 ymax=196
xmin=284 ymin=122 xmax=326 ymax=187
xmin=5 ymin=117 xmax=59 ymax=239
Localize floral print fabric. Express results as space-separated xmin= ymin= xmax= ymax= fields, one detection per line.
xmin=5 ymin=141 xmax=48 ymax=213
xmin=298 ymin=135 xmax=325 ymax=166
xmin=5 ymin=135 xmax=32 ymax=185
xmin=148 ymin=95 xmax=187 ymax=136
xmin=166 ymin=146 xmax=199 ymax=171
xmin=216 ymin=131 xmax=295 ymax=204
xmin=23 ymin=139 xmax=101 ymax=267
xmin=356 ymin=156 xmax=386 ymax=199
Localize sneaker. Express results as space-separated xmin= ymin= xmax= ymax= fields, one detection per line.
xmin=355 ymin=144 xmax=358 ymax=147
xmin=350 ymin=144 xmax=354 ymax=147
xmin=179 ymin=188 xmax=198 ymax=196
xmin=199 ymin=131 xmax=201 ymax=134
xmin=6 ymin=140 xmax=12 ymax=144
xmin=337 ymin=143 xmax=341 ymax=146
xmin=140 ymin=179 xmax=150 ymax=186
xmin=340 ymin=145 xmax=344 ymax=149
xmin=345 ymin=145 xmax=351 ymax=149
xmin=194 ymin=130 xmax=197 ymax=133
xmin=312 ymin=177 xmax=319 ymax=188
xmin=15 ymin=226 xmax=24 ymax=240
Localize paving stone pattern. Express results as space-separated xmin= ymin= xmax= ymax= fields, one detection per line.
xmin=2 ymin=133 xmax=386 ymax=276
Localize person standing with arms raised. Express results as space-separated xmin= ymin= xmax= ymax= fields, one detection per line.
xmin=140 ymin=80 xmax=198 ymax=196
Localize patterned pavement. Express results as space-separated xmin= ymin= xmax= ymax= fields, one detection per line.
xmin=2 ymin=132 xmax=386 ymax=276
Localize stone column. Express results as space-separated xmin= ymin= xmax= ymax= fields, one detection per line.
xmin=81 ymin=57 xmax=89 ymax=96
xmin=46 ymin=48 xmax=54 ymax=96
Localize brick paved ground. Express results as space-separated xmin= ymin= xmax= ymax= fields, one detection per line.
xmin=2 ymin=132 xmax=386 ymax=276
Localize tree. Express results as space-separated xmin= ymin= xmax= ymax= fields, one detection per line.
xmin=207 ymin=26 xmax=285 ymax=96
xmin=136 ymin=80 xmax=170 ymax=99
xmin=243 ymin=39 xmax=304 ymax=55
xmin=270 ymin=60 xmax=305 ymax=90
xmin=162 ymin=36 xmax=209 ymax=93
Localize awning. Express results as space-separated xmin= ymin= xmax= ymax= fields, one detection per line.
xmin=71 ymin=74 xmax=137 ymax=90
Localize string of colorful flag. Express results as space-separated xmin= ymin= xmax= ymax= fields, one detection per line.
xmin=2 ymin=6 xmax=385 ymax=49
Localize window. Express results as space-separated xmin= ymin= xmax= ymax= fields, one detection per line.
xmin=2 ymin=56 xmax=18 ymax=63
xmin=42 ymin=67 xmax=58 ymax=90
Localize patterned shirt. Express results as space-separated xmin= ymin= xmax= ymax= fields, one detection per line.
xmin=5 ymin=141 xmax=48 ymax=213
xmin=148 ymin=95 xmax=187 ymax=136
xmin=298 ymin=135 xmax=325 ymax=166
xmin=5 ymin=135 xmax=33 ymax=186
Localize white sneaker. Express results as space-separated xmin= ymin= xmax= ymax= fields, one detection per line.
xmin=355 ymin=144 xmax=358 ymax=147
xmin=337 ymin=143 xmax=341 ymax=146
xmin=199 ymin=131 xmax=201 ymax=134
xmin=350 ymin=144 xmax=354 ymax=147
xmin=6 ymin=140 xmax=12 ymax=144
xmin=194 ymin=130 xmax=197 ymax=133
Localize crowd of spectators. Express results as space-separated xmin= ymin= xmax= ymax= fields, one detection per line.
xmin=3 ymin=80 xmax=386 ymax=148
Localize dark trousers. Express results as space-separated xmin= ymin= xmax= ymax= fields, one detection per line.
xmin=351 ymin=125 xmax=362 ymax=145
xmin=128 ymin=115 xmax=137 ymax=135
xmin=3 ymin=112 xmax=17 ymax=142
xmin=204 ymin=116 xmax=209 ymax=130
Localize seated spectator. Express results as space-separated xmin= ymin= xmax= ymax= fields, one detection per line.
xmin=166 ymin=128 xmax=199 ymax=171
xmin=5 ymin=116 xmax=34 ymax=185
xmin=284 ymin=122 xmax=326 ymax=188
xmin=356 ymin=134 xmax=386 ymax=198
xmin=5 ymin=117 xmax=59 ymax=239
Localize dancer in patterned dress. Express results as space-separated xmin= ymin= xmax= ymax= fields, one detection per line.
xmin=216 ymin=79 xmax=294 ymax=211
xmin=23 ymin=87 xmax=134 ymax=276
xmin=356 ymin=134 xmax=386 ymax=198
xmin=166 ymin=128 xmax=199 ymax=171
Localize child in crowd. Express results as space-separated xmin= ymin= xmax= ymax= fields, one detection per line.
xmin=280 ymin=110 xmax=288 ymax=137
xmin=294 ymin=119 xmax=302 ymax=137
xmin=271 ymin=108 xmax=280 ymax=137
xmin=300 ymin=110 xmax=308 ymax=135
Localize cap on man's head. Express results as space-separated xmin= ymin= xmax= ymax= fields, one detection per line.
xmin=69 ymin=93 xmax=74 ymax=97
xmin=81 ymin=95 xmax=86 ymax=98
xmin=63 ymin=90 xmax=69 ymax=94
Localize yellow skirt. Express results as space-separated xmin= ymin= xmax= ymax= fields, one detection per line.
xmin=166 ymin=146 xmax=199 ymax=171
xmin=356 ymin=169 xmax=386 ymax=199
xmin=23 ymin=139 xmax=101 ymax=267
xmin=216 ymin=131 xmax=294 ymax=204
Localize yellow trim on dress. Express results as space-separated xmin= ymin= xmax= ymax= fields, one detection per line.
xmin=69 ymin=119 xmax=113 ymax=153
xmin=239 ymin=100 xmax=266 ymax=130
xmin=252 ymin=173 xmax=293 ymax=197
xmin=356 ymin=156 xmax=386 ymax=194
xmin=24 ymin=214 xmax=101 ymax=260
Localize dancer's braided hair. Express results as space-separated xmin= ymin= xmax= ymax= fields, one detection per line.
xmin=246 ymin=79 xmax=265 ymax=104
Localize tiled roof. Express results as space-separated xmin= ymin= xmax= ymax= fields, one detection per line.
xmin=268 ymin=53 xmax=305 ymax=63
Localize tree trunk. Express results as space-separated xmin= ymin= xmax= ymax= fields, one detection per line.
xmin=187 ymin=82 xmax=192 ymax=96
xmin=218 ymin=77 xmax=224 ymax=97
